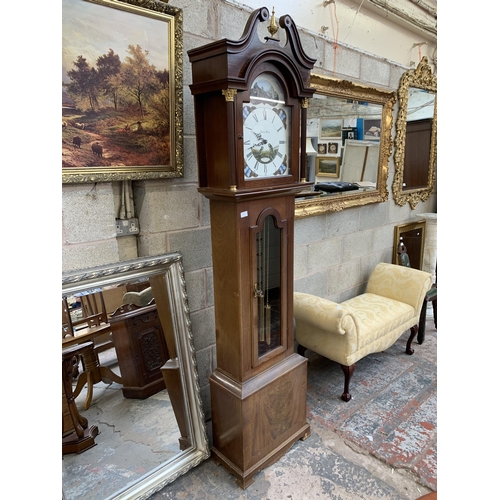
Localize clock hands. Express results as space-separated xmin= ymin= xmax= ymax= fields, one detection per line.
xmin=244 ymin=106 xmax=287 ymax=177
xmin=252 ymin=131 xmax=268 ymax=149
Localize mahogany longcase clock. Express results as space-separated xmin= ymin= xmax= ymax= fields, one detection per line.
xmin=188 ymin=7 xmax=316 ymax=488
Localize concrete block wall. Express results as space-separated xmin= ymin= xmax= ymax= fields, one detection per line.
xmin=61 ymin=0 xmax=437 ymax=418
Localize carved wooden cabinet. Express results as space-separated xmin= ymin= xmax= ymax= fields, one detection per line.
xmin=109 ymin=303 xmax=168 ymax=399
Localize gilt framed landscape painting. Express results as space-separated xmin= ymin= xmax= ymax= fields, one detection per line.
xmin=62 ymin=0 xmax=183 ymax=183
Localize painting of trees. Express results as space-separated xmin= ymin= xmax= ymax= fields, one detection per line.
xmin=66 ymin=56 xmax=100 ymax=112
xmin=62 ymin=0 xmax=179 ymax=174
xmin=65 ymin=44 xmax=167 ymax=119
xmin=97 ymin=49 xmax=121 ymax=111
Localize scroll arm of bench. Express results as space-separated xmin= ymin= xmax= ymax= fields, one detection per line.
xmin=293 ymin=292 xmax=358 ymax=336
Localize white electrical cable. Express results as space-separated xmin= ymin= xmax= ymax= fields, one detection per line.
xmin=128 ymin=181 xmax=135 ymax=218
xmin=119 ymin=180 xmax=126 ymax=219
xmin=343 ymin=0 xmax=365 ymax=43
xmin=125 ymin=180 xmax=132 ymax=219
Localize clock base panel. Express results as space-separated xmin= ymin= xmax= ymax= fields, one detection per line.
xmin=209 ymin=353 xmax=310 ymax=489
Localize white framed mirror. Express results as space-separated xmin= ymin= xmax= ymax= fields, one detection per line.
xmin=62 ymin=253 xmax=209 ymax=500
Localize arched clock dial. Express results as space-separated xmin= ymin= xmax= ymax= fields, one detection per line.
xmin=243 ymin=73 xmax=291 ymax=179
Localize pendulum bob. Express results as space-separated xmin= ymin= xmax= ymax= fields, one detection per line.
xmin=265 ymin=303 xmax=271 ymax=345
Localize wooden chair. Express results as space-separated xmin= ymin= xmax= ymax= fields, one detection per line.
xmin=62 ymin=291 xmax=123 ymax=410
xmin=63 ymin=291 xmax=114 ymax=353
xmin=62 ymin=297 xmax=73 ymax=340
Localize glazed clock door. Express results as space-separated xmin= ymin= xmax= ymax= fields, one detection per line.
xmin=242 ymin=73 xmax=291 ymax=180
xmin=251 ymin=207 xmax=288 ymax=367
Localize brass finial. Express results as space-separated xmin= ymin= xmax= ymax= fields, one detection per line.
xmin=267 ymin=7 xmax=278 ymax=38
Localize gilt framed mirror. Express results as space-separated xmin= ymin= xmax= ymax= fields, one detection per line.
xmin=62 ymin=253 xmax=209 ymax=500
xmin=392 ymin=57 xmax=437 ymax=209
xmin=393 ymin=220 xmax=425 ymax=270
xmin=295 ymin=73 xmax=395 ymax=218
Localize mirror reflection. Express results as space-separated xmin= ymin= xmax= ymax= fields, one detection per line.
xmin=305 ymin=96 xmax=383 ymax=188
xmin=295 ymin=74 xmax=395 ymax=218
xmin=403 ymin=87 xmax=436 ymax=190
xmin=62 ymin=254 xmax=209 ymax=500
xmin=393 ymin=57 xmax=437 ymax=209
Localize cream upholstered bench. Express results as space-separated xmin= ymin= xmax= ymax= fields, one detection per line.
xmin=294 ymin=262 xmax=432 ymax=402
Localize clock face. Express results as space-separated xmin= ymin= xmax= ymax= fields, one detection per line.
xmin=243 ymin=73 xmax=290 ymax=179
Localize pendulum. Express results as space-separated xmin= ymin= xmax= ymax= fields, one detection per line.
xmin=257 ymin=228 xmax=265 ymax=342
xmin=264 ymin=216 xmax=271 ymax=345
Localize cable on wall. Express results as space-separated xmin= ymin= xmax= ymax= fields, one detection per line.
xmin=116 ymin=180 xmax=139 ymax=237
xmin=409 ymin=41 xmax=428 ymax=67
xmin=329 ymin=1 xmax=340 ymax=74
xmin=124 ymin=180 xmax=133 ymax=219
xmin=119 ymin=181 xmax=126 ymax=219
xmin=323 ymin=0 xmax=341 ymax=74
xmin=343 ymin=0 xmax=365 ymax=43
xmin=413 ymin=41 xmax=426 ymax=61
xmin=86 ymin=182 xmax=97 ymax=200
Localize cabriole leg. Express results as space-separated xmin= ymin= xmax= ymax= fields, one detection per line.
xmin=406 ymin=325 xmax=417 ymax=355
xmin=340 ymin=363 xmax=355 ymax=402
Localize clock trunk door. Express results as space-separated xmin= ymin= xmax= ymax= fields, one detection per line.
xmin=251 ymin=208 xmax=288 ymax=367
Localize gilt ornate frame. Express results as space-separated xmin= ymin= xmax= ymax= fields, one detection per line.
xmin=62 ymin=0 xmax=183 ymax=184
xmin=392 ymin=220 xmax=426 ymax=269
xmin=316 ymin=155 xmax=340 ymax=177
xmin=295 ymin=74 xmax=395 ymax=218
xmin=392 ymin=57 xmax=437 ymax=208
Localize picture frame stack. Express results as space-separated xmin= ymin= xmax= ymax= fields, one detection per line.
xmin=316 ymin=118 xmax=343 ymax=178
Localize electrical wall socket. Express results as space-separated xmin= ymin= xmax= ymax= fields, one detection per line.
xmin=116 ymin=217 xmax=139 ymax=237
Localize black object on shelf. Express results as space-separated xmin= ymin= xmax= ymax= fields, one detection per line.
xmin=314 ymin=182 xmax=360 ymax=193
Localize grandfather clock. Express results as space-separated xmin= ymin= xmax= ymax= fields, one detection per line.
xmin=188 ymin=7 xmax=316 ymax=488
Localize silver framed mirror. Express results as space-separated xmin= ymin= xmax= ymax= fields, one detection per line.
xmin=62 ymin=253 xmax=209 ymax=500
xmin=295 ymin=73 xmax=395 ymax=218
xmin=392 ymin=57 xmax=437 ymax=209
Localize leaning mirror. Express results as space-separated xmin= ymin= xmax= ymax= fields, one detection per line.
xmin=392 ymin=220 xmax=426 ymax=270
xmin=295 ymin=73 xmax=395 ymax=218
xmin=62 ymin=253 xmax=209 ymax=500
xmin=393 ymin=57 xmax=437 ymax=209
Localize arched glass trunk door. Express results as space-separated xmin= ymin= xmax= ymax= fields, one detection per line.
xmin=251 ymin=209 xmax=287 ymax=367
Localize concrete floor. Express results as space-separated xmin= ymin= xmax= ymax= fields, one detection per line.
xmin=62 ymin=353 xmax=184 ymax=500
xmin=63 ymin=312 xmax=437 ymax=500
